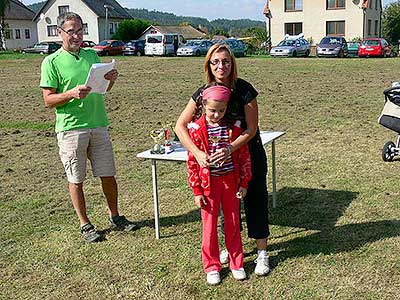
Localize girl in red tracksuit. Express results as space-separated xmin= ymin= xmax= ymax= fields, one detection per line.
xmin=186 ymin=84 xmax=252 ymax=285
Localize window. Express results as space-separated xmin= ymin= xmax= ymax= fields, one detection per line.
xmin=25 ymin=29 xmax=30 ymax=39
xmin=15 ymin=29 xmax=21 ymax=39
xmin=285 ymin=22 xmax=303 ymax=35
xmin=375 ymin=0 xmax=378 ymax=10
xmin=47 ymin=25 xmax=57 ymax=37
xmin=5 ymin=29 xmax=13 ymax=39
xmin=83 ymin=23 xmax=88 ymax=35
xmin=147 ymin=35 xmax=162 ymax=43
xmin=326 ymin=21 xmax=345 ymax=35
xmin=109 ymin=22 xmax=119 ymax=34
xmin=374 ymin=20 xmax=379 ymax=36
xmin=58 ymin=5 xmax=69 ymax=15
xmin=368 ymin=19 xmax=372 ymax=35
xmin=285 ymin=0 xmax=302 ymax=12
xmin=165 ymin=35 xmax=174 ymax=44
xmin=327 ymin=0 xmax=345 ymax=9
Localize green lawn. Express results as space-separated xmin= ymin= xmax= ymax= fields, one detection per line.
xmin=0 ymin=55 xmax=399 ymax=300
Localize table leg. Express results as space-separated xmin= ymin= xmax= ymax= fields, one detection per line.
xmin=272 ymin=140 xmax=277 ymax=208
xmin=151 ymin=159 xmax=160 ymax=239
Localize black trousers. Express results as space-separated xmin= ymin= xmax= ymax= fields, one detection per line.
xmin=243 ymin=175 xmax=270 ymax=239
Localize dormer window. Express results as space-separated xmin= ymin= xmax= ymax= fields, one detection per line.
xmin=58 ymin=5 xmax=70 ymax=15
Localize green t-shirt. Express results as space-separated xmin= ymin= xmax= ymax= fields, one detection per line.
xmin=40 ymin=48 xmax=109 ymax=133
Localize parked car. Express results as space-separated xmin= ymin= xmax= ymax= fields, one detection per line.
xmin=177 ymin=39 xmax=213 ymax=56
xmin=81 ymin=40 xmax=96 ymax=48
xmin=270 ymin=33 xmax=310 ymax=57
xmin=317 ymin=36 xmax=348 ymax=58
xmin=144 ymin=33 xmax=185 ymax=56
xmin=21 ymin=42 xmax=61 ymax=55
xmin=214 ymin=38 xmax=246 ymax=57
xmin=358 ymin=38 xmax=394 ymax=58
xmin=347 ymin=42 xmax=360 ymax=57
xmin=123 ymin=40 xmax=145 ymax=56
xmin=93 ymin=40 xmax=125 ymax=56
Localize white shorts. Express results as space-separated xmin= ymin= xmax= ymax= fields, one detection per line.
xmin=57 ymin=127 xmax=116 ymax=183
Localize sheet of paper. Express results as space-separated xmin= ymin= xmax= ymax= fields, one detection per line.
xmin=84 ymin=59 xmax=115 ymax=94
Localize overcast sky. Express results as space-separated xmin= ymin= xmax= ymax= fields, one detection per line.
xmin=22 ymin=0 xmax=398 ymax=21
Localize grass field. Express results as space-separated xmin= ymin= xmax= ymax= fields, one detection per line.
xmin=1 ymin=54 xmax=400 ymax=300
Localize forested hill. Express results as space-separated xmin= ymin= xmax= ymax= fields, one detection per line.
xmin=127 ymin=8 xmax=265 ymax=36
xmin=27 ymin=3 xmax=265 ymax=37
xmin=27 ymin=1 xmax=45 ymax=13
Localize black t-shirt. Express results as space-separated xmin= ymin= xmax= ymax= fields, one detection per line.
xmin=191 ymin=78 xmax=259 ymax=130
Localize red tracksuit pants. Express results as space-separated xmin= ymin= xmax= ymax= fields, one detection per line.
xmin=201 ymin=171 xmax=244 ymax=273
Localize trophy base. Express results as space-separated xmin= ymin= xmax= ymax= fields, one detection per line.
xmin=150 ymin=149 xmax=165 ymax=154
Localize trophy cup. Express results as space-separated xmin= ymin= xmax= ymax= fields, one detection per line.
xmin=162 ymin=122 xmax=175 ymax=154
xmin=209 ymin=136 xmax=221 ymax=167
xmin=150 ymin=129 xmax=165 ymax=154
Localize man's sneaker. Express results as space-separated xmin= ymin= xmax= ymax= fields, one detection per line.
xmin=206 ymin=270 xmax=221 ymax=285
xmin=80 ymin=223 xmax=101 ymax=243
xmin=254 ymin=254 xmax=270 ymax=276
xmin=109 ymin=215 xmax=137 ymax=231
xmin=219 ymin=249 xmax=229 ymax=264
xmin=231 ymin=268 xmax=246 ymax=280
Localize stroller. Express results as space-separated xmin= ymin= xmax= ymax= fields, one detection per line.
xmin=379 ymin=82 xmax=400 ymax=161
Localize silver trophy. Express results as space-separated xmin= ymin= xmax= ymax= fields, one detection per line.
xmin=150 ymin=129 xmax=165 ymax=154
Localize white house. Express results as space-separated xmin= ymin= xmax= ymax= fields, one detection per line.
xmin=33 ymin=0 xmax=132 ymax=44
xmin=3 ymin=0 xmax=37 ymax=50
xmin=267 ymin=0 xmax=382 ymax=45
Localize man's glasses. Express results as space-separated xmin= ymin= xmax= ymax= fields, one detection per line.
xmin=58 ymin=27 xmax=83 ymax=37
xmin=209 ymin=59 xmax=231 ymax=66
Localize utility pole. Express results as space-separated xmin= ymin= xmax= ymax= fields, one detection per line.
xmin=263 ymin=1 xmax=272 ymax=52
xmin=104 ymin=4 xmax=113 ymax=40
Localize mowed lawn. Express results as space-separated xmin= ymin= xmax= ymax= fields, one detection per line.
xmin=1 ymin=54 xmax=400 ymax=300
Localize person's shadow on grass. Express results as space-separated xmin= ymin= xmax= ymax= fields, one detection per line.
xmin=263 ymin=187 xmax=400 ymax=269
xmin=135 ymin=209 xmax=201 ymax=231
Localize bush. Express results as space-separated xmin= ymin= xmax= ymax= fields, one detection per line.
xmin=112 ymin=19 xmax=151 ymax=42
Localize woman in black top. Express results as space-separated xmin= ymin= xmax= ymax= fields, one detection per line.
xmin=175 ymin=43 xmax=270 ymax=276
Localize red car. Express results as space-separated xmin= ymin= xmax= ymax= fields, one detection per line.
xmin=358 ymin=38 xmax=394 ymax=58
xmin=81 ymin=40 xmax=96 ymax=48
xmin=92 ymin=40 xmax=125 ymax=56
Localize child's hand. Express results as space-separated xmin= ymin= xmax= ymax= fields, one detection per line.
xmin=209 ymin=146 xmax=231 ymax=165
xmin=194 ymin=195 xmax=207 ymax=208
xmin=236 ymin=187 xmax=247 ymax=200
xmin=194 ymin=151 xmax=210 ymax=168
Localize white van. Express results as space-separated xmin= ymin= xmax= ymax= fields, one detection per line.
xmin=144 ymin=33 xmax=185 ymax=56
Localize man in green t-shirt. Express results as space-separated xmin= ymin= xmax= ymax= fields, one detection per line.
xmin=40 ymin=12 xmax=136 ymax=243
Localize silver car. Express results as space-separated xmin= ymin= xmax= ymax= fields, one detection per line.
xmin=270 ymin=35 xmax=311 ymax=57
xmin=177 ymin=40 xmax=213 ymax=56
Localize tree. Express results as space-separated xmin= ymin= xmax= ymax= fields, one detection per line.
xmin=0 ymin=0 xmax=11 ymax=50
xmin=211 ymin=28 xmax=228 ymax=37
xmin=243 ymin=27 xmax=267 ymax=54
xmin=112 ymin=19 xmax=151 ymax=42
xmin=382 ymin=1 xmax=400 ymax=45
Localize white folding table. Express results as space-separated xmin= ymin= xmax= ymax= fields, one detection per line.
xmin=137 ymin=131 xmax=285 ymax=239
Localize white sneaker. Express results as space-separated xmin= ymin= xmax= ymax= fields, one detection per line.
xmin=206 ymin=270 xmax=221 ymax=285
xmin=231 ymin=268 xmax=246 ymax=280
xmin=254 ymin=254 xmax=270 ymax=276
xmin=219 ymin=249 xmax=229 ymax=264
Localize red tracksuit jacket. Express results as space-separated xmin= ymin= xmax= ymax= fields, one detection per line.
xmin=187 ymin=115 xmax=252 ymax=196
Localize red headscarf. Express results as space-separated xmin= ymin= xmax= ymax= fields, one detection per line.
xmin=201 ymin=85 xmax=231 ymax=102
